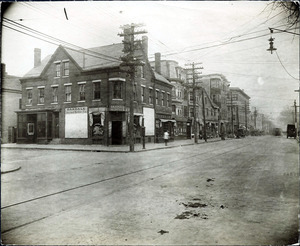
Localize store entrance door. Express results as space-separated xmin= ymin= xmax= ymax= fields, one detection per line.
xmin=112 ymin=121 xmax=122 ymax=145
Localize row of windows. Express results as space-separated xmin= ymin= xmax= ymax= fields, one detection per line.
xmin=25 ymin=81 xmax=171 ymax=107
xmin=26 ymin=81 xmax=102 ymax=106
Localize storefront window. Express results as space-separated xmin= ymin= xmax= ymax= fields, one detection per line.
xmin=18 ymin=114 xmax=27 ymax=138
xmin=37 ymin=113 xmax=46 ymax=138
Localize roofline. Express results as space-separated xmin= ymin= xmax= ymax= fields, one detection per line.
xmin=229 ymin=87 xmax=251 ymax=99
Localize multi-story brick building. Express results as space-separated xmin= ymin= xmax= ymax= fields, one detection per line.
xmin=198 ymin=74 xmax=230 ymax=134
xmin=1 ymin=64 xmax=22 ymax=143
xmin=16 ymin=36 xmax=172 ymax=145
xmin=227 ymin=87 xmax=250 ymax=134
xmin=151 ymin=56 xmax=188 ymax=139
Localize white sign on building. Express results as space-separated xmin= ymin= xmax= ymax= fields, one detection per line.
xmin=143 ymin=107 xmax=155 ymax=136
xmin=65 ymin=107 xmax=88 ymax=138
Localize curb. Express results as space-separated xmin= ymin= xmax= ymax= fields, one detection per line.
xmin=1 ymin=138 xmax=225 ymax=153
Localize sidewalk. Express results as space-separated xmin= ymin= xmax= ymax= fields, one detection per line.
xmin=1 ymin=138 xmax=222 ymax=153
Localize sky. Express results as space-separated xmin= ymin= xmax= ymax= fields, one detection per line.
xmin=1 ymin=1 xmax=299 ymax=127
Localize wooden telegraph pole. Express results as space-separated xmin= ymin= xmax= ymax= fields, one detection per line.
xmin=185 ymin=62 xmax=203 ymax=143
xmin=119 ymin=24 xmax=147 ymax=152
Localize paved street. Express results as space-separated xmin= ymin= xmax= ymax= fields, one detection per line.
xmin=1 ymin=136 xmax=299 ymax=245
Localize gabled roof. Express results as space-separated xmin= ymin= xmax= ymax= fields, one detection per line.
xmin=22 ymin=43 xmax=124 ymax=79
xmin=65 ymin=43 xmax=123 ymax=70
xmin=23 ymin=55 xmax=52 ymax=78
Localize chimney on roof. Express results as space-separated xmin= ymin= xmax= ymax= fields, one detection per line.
xmin=142 ymin=36 xmax=148 ymax=58
xmin=34 ymin=48 xmax=41 ymax=68
xmin=155 ymin=53 xmax=161 ymax=75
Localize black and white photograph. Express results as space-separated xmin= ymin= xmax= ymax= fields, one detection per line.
xmin=1 ymin=1 xmax=299 ymax=245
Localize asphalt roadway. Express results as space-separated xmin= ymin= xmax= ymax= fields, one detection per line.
xmin=1 ymin=135 xmax=299 ymax=245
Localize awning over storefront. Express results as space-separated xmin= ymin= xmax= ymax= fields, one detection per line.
xmin=160 ymin=119 xmax=176 ymax=123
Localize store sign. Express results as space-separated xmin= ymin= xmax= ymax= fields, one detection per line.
xmin=66 ymin=107 xmax=87 ymax=114
xmin=110 ymin=105 xmax=126 ymax=111
xmin=65 ymin=107 xmax=88 ymax=138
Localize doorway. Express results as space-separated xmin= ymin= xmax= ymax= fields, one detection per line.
xmin=27 ymin=114 xmax=37 ymax=143
xmin=112 ymin=121 xmax=122 ymax=145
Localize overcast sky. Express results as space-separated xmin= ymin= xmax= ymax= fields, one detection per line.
xmin=2 ymin=1 xmax=299 ymax=126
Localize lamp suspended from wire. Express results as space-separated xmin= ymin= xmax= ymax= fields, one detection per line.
xmin=267 ymin=28 xmax=277 ymax=54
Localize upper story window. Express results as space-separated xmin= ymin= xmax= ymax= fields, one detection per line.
xmin=141 ymin=66 xmax=145 ymax=78
xmin=149 ymin=88 xmax=153 ymax=104
xmin=26 ymin=88 xmax=33 ymax=106
xmin=78 ymin=82 xmax=86 ymax=101
xmin=161 ymin=92 xmax=165 ymax=106
xmin=55 ymin=62 xmax=61 ymax=77
xmin=51 ymin=85 xmax=58 ymax=103
xmin=63 ymin=61 xmax=69 ymax=76
xmin=172 ymin=105 xmax=176 ymax=113
xmin=232 ymin=94 xmax=238 ymax=101
xmin=156 ymin=90 xmax=159 ymax=105
xmin=189 ymin=91 xmax=193 ymax=103
xmin=167 ymin=93 xmax=170 ymax=107
xmin=38 ymin=87 xmax=45 ymax=104
xmin=113 ymin=81 xmax=123 ymax=99
xmin=64 ymin=84 xmax=72 ymax=102
xmin=109 ymin=78 xmax=125 ymax=100
xmin=93 ymin=80 xmax=101 ymax=100
xmin=141 ymin=86 xmax=146 ymax=103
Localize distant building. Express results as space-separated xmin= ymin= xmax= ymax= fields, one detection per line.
xmin=227 ymin=87 xmax=250 ymax=133
xmin=1 ymin=64 xmax=22 ymax=143
xmin=16 ymin=36 xmax=172 ymax=145
xmin=198 ymin=74 xmax=230 ymax=134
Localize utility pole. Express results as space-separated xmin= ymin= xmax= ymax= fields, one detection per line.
xmin=201 ymin=88 xmax=207 ymax=142
xmin=185 ymin=62 xmax=203 ymax=143
xmin=119 ymin=23 xmax=147 ymax=152
xmin=294 ymin=100 xmax=298 ymax=138
xmin=245 ymin=101 xmax=248 ymax=135
xmin=254 ymin=107 xmax=257 ymax=129
xmin=230 ymin=91 xmax=234 ymax=134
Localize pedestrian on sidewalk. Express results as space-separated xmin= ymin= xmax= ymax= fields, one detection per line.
xmin=220 ymin=122 xmax=226 ymax=140
xmin=164 ymin=130 xmax=169 ymax=146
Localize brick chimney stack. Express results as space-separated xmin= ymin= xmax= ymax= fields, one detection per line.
xmin=34 ymin=48 xmax=41 ymax=68
xmin=154 ymin=53 xmax=161 ymax=75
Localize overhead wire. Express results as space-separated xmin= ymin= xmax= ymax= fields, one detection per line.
xmin=3 ymin=17 xmax=121 ymax=63
xmin=275 ymin=51 xmax=299 ymax=80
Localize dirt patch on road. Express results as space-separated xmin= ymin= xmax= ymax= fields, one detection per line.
xmin=182 ymin=202 xmax=208 ymax=208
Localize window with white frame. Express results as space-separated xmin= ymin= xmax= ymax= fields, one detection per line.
xmin=93 ymin=81 xmax=101 ymax=100
xmin=55 ymin=62 xmax=61 ymax=77
xmin=156 ymin=90 xmax=159 ymax=105
xmin=27 ymin=88 xmax=33 ymax=105
xmin=52 ymin=86 xmax=58 ymax=103
xmin=149 ymin=88 xmax=153 ymax=104
xmin=161 ymin=92 xmax=165 ymax=106
xmin=65 ymin=85 xmax=72 ymax=102
xmin=113 ymin=81 xmax=123 ymax=99
xmin=78 ymin=82 xmax=86 ymax=101
xmin=141 ymin=86 xmax=146 ymax=103
xmin=38 ymin=87 xmax=45 ymax=104
xmin=63 ymin=61 xmax=69 ymax=76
